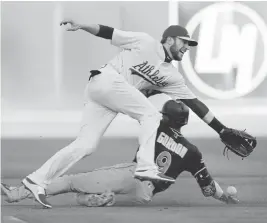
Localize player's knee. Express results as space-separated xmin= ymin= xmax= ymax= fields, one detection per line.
xmin=138 ymin=112 xmax=162 ymax=145
xmin=82 ymin=146 xmax=97 ymax=157
xmin=71 ymin=137 xmax=98 ymax=157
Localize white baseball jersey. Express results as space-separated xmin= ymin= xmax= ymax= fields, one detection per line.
xmin=105 ymin=29 xmax=196 ymax=100
xmin=27 ymin=28 xmax=196 ymax=191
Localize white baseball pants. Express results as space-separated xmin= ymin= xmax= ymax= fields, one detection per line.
xmin=27 ymin=66 xmax=162 ymax=188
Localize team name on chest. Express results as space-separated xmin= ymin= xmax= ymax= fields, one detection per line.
xmin=130 ymin=61 xmax=168 ymax=87
xmin=157 ymin=132 xmax=188 ymax=158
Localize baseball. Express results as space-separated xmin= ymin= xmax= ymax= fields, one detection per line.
xmin=226 ymin=186 xmax=237 ymax=196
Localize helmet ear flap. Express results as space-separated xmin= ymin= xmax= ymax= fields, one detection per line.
xmin=161 ymin=113 xmax=170 ymax=124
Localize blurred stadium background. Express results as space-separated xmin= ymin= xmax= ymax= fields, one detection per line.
xmin=1 ymin=1 xmax=267 ymax=222
xmin=1 ymin=0 xmax=267 ymax=174
xmin=1 ymin=1 xmax=267 ymax=139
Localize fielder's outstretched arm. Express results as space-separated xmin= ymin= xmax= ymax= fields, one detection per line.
xmin=60 ymin=20 xmax=153 ymax=50
xmin=181 ymin=98 xmax=226 ymax=134
xmin=60 ymin=20 xmax=113 ymax=38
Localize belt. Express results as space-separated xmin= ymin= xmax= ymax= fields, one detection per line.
xmin=89 ymin=70 xmax=101 ymax=81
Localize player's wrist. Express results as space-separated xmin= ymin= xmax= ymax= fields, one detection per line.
xmin=201 ymin=111 xmax=225 ymax=134
xmin=208 ymin=117 xmax=226 ymax=134
xmin=78 ymin=24 xmax=86 ymax=30
xmin=215 ymin=193 xmax=229 ymax=203
xmin=79 ymin=24 xmax=98 ymax=34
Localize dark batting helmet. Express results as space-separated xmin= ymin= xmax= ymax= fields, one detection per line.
xmin=161 ymin=100 xmax=189 ymax=127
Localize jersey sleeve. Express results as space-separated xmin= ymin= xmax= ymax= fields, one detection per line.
xmin=159 ymin=73 xmax=196 ymax=100
xmin=111 ymin=29 xmax=154 ymax=50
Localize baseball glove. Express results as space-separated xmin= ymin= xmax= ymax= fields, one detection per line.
xmin=219 ymin=128 xmax=257 ymax=159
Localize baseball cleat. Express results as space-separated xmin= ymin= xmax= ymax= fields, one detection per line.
xmin=1 ymin=183 xmax=16 ymax=194
xmin=22 ymin=177 xmax=52 ymax=208
xmin=1 ymin=183 xmax=31 ymax=203
xmin=76 ymin=191 xmax=115 ymax=207
xmin=134 ymin=169 xmax=175 ymax=183
xmin=1 ymin=183 xmax=17 ymax=202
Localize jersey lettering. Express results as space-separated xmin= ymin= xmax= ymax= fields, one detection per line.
xmin=157 ymin=132 xmax=188 ymax=158
xmin=156 ymin=151 xmax=172 ymax=174
xmin=130 ymin=61 xmax=168 ymax=87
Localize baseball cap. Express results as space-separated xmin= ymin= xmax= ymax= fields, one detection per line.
xmin=162 ymin=25 xmax=198 ymax=47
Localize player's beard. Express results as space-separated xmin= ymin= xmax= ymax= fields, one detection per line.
xmin=170 ymin=45 xmax=183 ymax=61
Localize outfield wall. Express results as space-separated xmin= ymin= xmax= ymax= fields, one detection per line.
xmin=1 ymin=1 xmax=267 ymax=138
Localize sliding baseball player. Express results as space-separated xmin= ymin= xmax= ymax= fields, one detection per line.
xmin=2 ymin=100 xmax=242 ymax=207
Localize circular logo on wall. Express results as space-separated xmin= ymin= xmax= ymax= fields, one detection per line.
xmin=181 ymin=2 xmax=267 ymax=99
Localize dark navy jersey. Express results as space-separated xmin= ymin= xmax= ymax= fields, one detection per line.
xmin=133 ymin=121 xmax=198 ymax=194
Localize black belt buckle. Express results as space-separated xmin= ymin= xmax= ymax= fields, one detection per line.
xmin=89 ymin=70 xmax=101 ymax=81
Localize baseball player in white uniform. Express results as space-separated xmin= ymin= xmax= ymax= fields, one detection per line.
xmin=22 ymin=21 xmax=229 ymax=209
xmin=2 ymin=99 xmax=239 ymax=207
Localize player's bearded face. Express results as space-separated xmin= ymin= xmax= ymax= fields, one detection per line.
xmin=170 ymin=38 xmax=189 ymax=61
